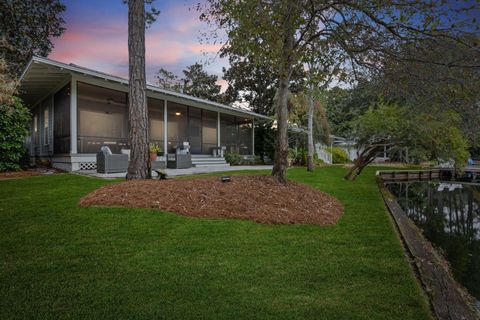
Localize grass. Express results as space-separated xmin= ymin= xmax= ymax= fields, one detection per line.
xmin=0 ymin=166 xmax=432 ymax=319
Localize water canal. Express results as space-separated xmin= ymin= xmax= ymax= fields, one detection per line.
xmin=386 ymin=180 xmax=480 ymax=306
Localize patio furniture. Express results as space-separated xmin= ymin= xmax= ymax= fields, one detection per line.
xmin=151 ymin=159 xmax=166 ymax=170
xmin=167 ymin=153 xmax=192 ymax=169
xmin=121 ymin=148 xmax=131 ymax=160
xmin=212 ymin=146 xmax=226 ymax=158
xmin=176 ymin=142 xmax=190 ymax=155
xmin=96 ymin=146 xmax=129 ymax=173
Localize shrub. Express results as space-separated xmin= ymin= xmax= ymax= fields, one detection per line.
xmin=225 ymin=152 xmax=243 ymax=165
xmin=0 ymin=97 xmax=31 ymax=171
xmin=225 ymin=152 xmax=261 ymax=165
xmin=288 ymin=148 xmax=307 ymax=166
xmin=329 ymin=147 xmax=349 ymax=164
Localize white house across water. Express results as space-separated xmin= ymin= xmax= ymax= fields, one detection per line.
xmin=18 ymin=56 xmax=270 ymax=171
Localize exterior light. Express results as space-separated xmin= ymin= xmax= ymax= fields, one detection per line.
xmin=175 ymin=112 xmax=181 ymax=116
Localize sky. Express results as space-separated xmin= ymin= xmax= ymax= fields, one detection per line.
xmin=49 ymin=0 xmax=479 ymax=93
xmin=49 ymin=0 xmax=229 ymax=90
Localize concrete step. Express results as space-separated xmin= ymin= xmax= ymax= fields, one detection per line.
xmin=192 ymin=154 xmax=217 ymax=159
xmin=194 ymin=163 xmax=231 ymax=168
xmin=191 ymin=155 xmax=228 ymax=167
xmin=192 ymin=158 xmax=226 ymax=163
xmin=192 ymin=160 xmax=227 ymax=165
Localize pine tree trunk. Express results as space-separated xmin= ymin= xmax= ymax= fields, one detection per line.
xmin=307 ymin=94 xmax=314 ymax=172
xmin=272 ymin=74 xmax=290 ymax=183
xmin=126 ymin=0 xmax=150 ymax=179
xmin=271 ymin=3 xmax=294 ymax=183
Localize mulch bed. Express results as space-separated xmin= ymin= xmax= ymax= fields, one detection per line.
xmin=0 ymin=170 xmax=42 ymax=179
xmin=79 ymin=175 xmax=343 ymax=225
xmin=0 ymin=168 xmax=63 ymax=180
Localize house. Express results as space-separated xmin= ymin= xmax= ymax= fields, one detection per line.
xmin=18 ymin=56 xmax=270 ymax=171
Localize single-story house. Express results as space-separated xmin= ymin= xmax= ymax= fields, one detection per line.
xmin=18 ymin=56 xmax=270 ymax=171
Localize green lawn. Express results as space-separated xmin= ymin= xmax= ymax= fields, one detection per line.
xmin=0 ymin=166 xmax=432 ymax=319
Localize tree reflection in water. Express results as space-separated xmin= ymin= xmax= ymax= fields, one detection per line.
xmin=386 ymin=181 xmax=480 ymax=302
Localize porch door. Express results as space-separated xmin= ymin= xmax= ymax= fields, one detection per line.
xmin=188 ymin=108 xmax=202 ymax=154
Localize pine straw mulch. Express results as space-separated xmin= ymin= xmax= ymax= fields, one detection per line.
xmin=0 ymin=168 xmax=62 ymax=180
xmin=79 ymin=175 xmax=343 ymax=225
xmin=0 ymin=170 xmax=41 ymax=180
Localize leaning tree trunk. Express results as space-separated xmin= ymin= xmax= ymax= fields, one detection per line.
xmin=344 ymin=145 xmax=383 ymax=180
xmin=126 ymin=0 xmax=150 ymax=180
xmin=271 ymin=3 xmax=294 ymax=183
xmin=306 ymin=93 xmax=315 ymax=172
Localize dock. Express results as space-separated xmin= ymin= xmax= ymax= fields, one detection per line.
xmin=377 ymin=166 xmax=480 ymax=182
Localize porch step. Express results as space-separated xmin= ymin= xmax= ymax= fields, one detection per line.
xmin=194 ymin=163 xmax=231 ymax=168
xmin=191 ymin=154 xmax=219 ymax=158
xmin=191 ymin=155 xmax=229 ymax=167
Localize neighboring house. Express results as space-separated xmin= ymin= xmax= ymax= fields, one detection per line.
xmin=18 ymin=56 xmax=270 ymax=171
xmin=317 ymin=135 xmax=390 ymax=163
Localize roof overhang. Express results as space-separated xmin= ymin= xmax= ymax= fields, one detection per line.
xmin=18 ymin=58 xmax=72 ymax=107
xmin=18 ymin=56 xmax=272 ymax=121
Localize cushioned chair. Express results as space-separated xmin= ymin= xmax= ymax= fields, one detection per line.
xmin=167 ymin=153 xmax=192 ymax=169
xmin=96 ymin=146 xmax=129 ymax=173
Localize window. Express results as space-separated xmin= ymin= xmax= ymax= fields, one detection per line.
xmin=44 ymin=108 xmax=49 ymax=145
xmin=33 ymin=114 xmax=38 ymax=145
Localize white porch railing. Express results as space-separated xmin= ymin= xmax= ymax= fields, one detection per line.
xmin=315 ymin=143 xmax=332 ymax=164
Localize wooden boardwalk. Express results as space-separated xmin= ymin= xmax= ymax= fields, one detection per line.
xmin=377 ymin=166 xmax=480 ymax=182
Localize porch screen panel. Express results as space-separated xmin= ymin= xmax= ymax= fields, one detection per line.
xmin=148 ymin=97 xmax=164 ymax=150
xmin=202 ymin=110 xmax=217 ymax=154
xmin=188 ymin=106 xmax=202 ymax=154
xmin=167 ymin=102 xmax=188 ymax=153
xmin=77 ymin=82 xmax=128 ymax=153
xmin=220 ymin=114 xmax=238 ymax=153
xmin=238 ymin=118 xmax=252 ymax=155
xmin=53 ymin=84 xmax=71 ymax=154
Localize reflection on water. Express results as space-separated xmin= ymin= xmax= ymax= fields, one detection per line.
xmin=386 ymin=181 xmax=480 ymax=302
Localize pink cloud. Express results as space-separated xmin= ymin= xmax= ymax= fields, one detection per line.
xmin=49 ymin=2 xmax=226 ymax=83
xmin=187 ymin=43 xmax=223 ymax=54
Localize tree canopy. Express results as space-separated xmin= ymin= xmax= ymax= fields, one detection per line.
xmin=289 ymin=93 xmax=330 ymax=145
xmin=182 ymin=63 xmax=222 ymax=102
xmin=344 ymin=100 xmax=470 ymax=180
xmin=198 ymin=0 xmax=477 ymax=182
xmin=155 ymin=67 xmax=183 ymax=92
xmin=155 ymin=63 xmax=222 ymax=103
xmin=0 ymin=0 xmax=66 ymax=77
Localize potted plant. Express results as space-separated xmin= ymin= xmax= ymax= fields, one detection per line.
xmin=149 ymin=143 xmax=161 ymax=161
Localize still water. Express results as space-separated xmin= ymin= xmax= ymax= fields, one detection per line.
xmin=386 ymin=181 xmax=480 ymax=302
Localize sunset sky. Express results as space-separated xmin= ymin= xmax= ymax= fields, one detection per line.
xmin=49 ymin=0 xmax=228 ymax=89
xmin=49 ymin=0 xmax=478 ymax=92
